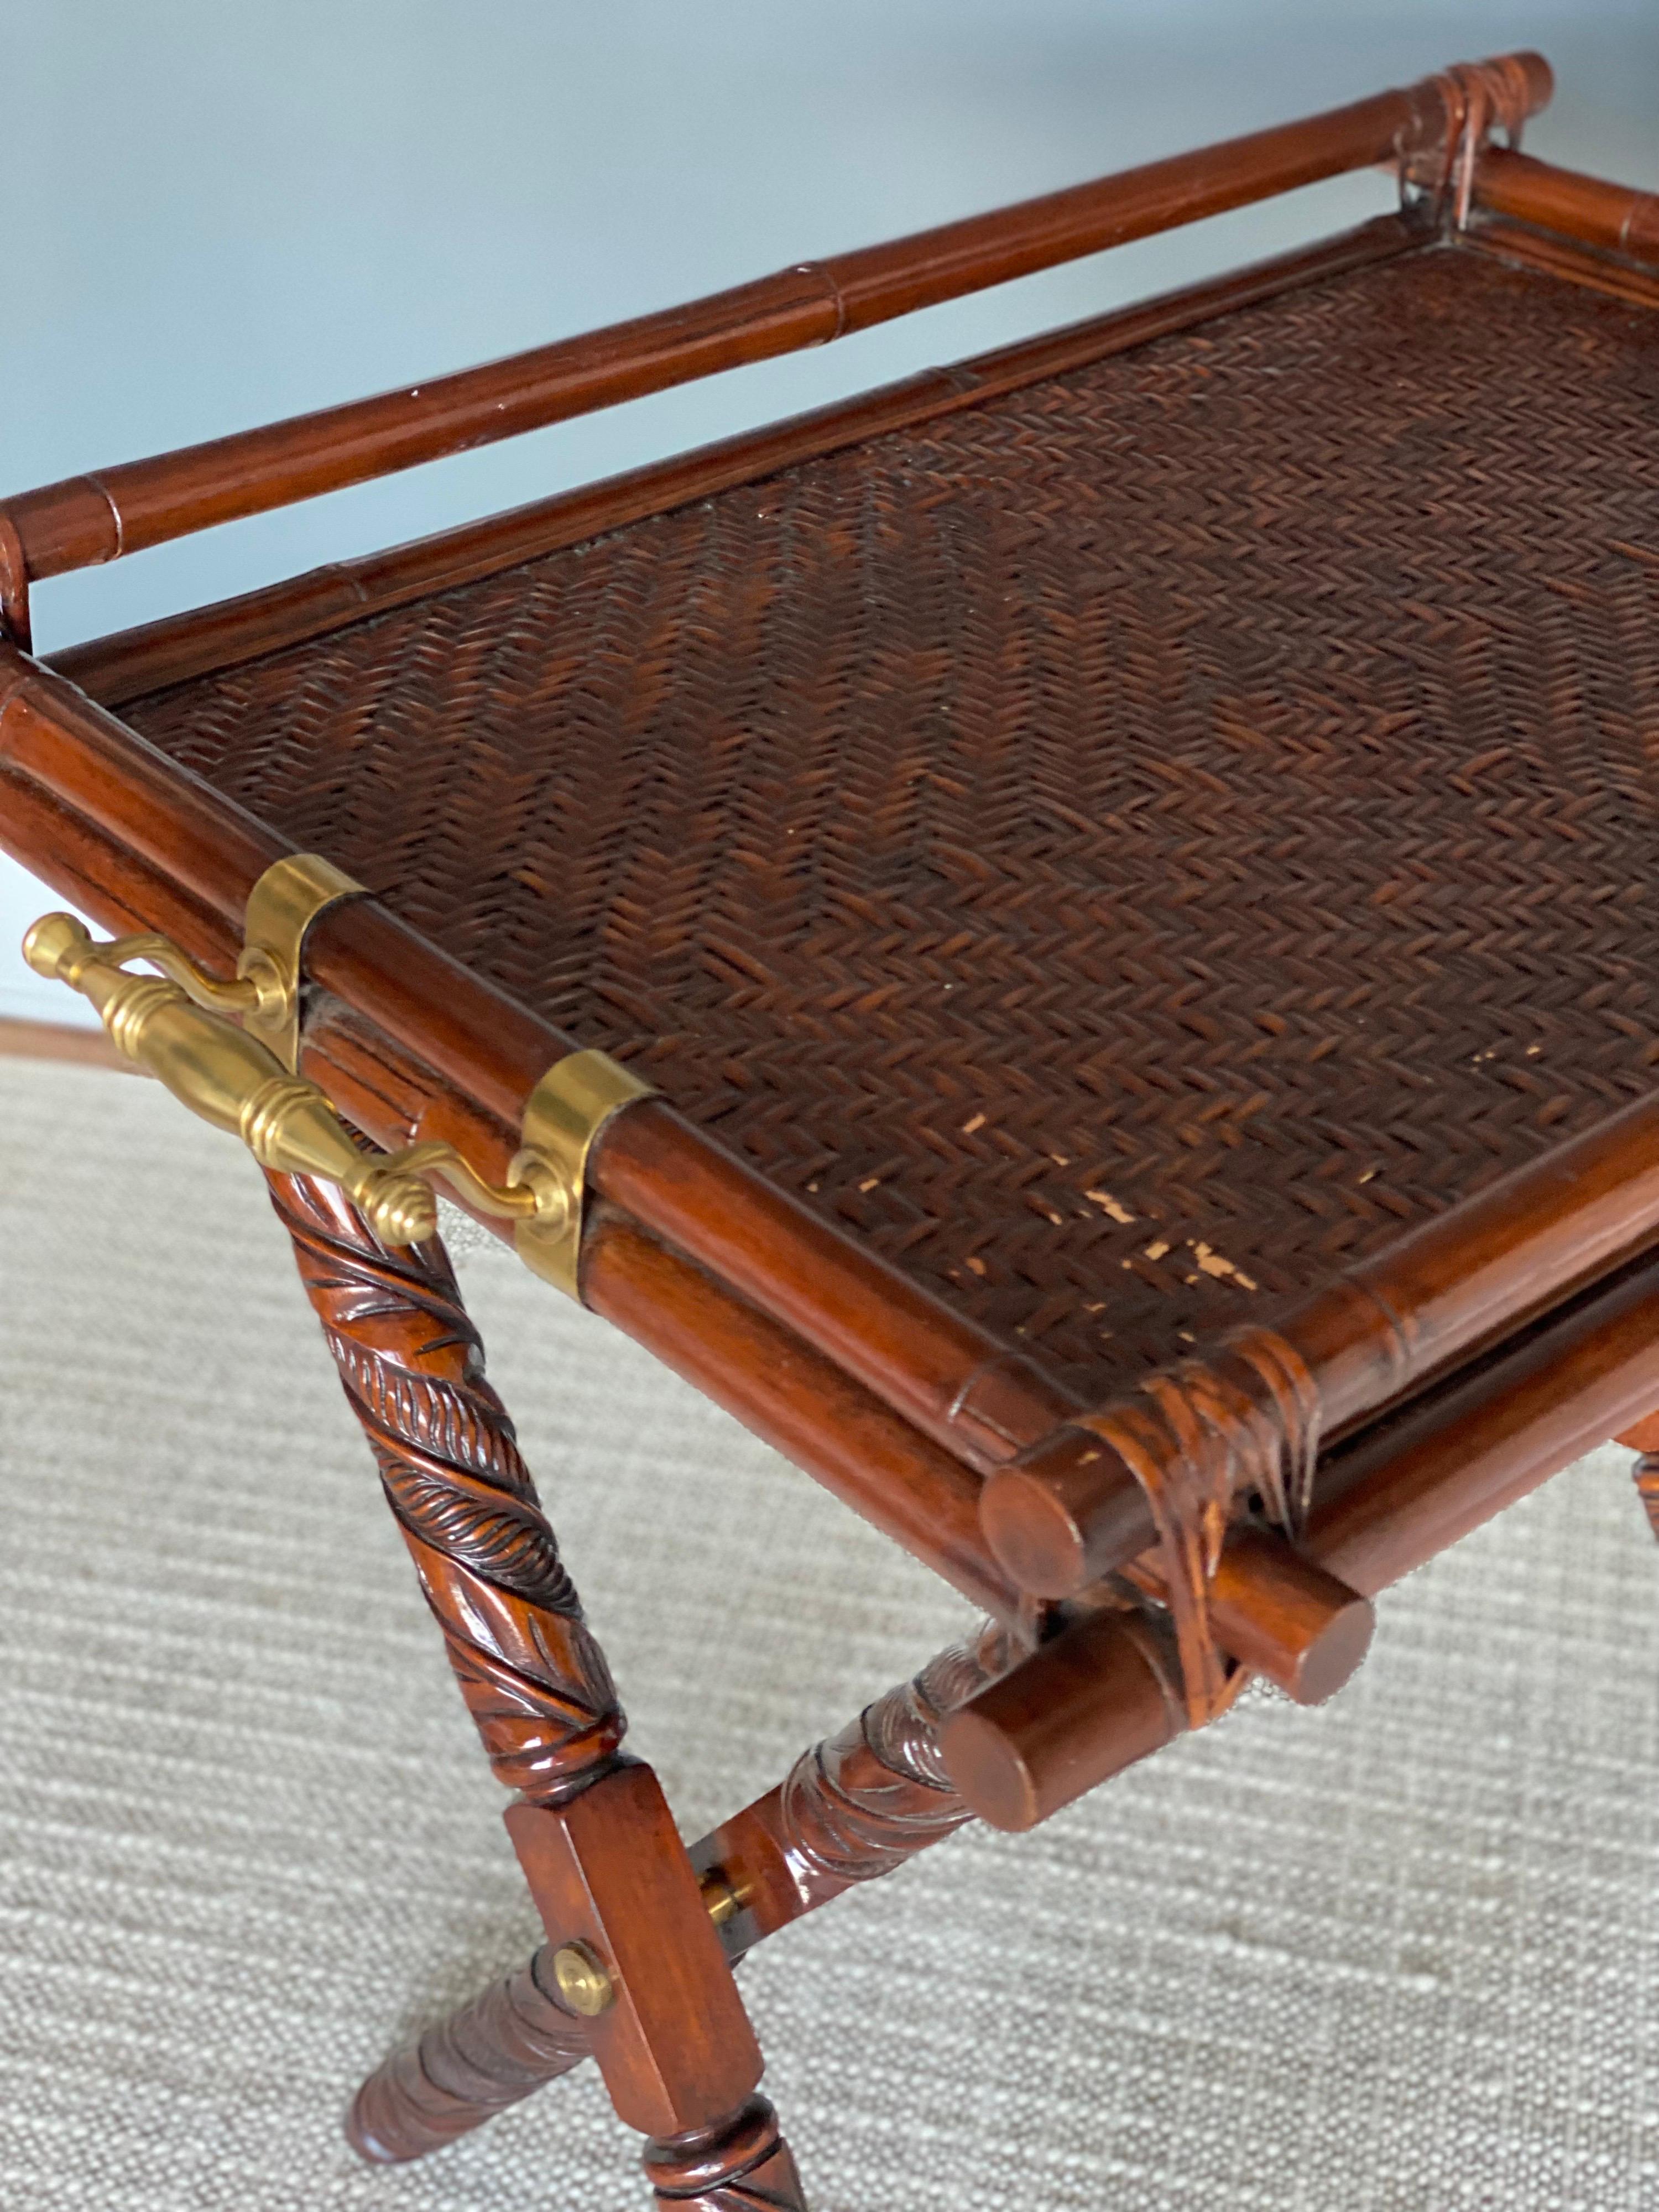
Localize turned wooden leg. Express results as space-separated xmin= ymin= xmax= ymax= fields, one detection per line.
xmin=266 ymin=1170 xmax=806 ymax=2200
xmin=338 ymin=1624 xmax=1012 ymax=2161
xmin=348 ymin=1951 xmax=591 ymax=2162
xmin=1616 ymin=1415 xmax=1659 ymax=1538
xmin=642 ymin=2095 xmax=806 ymax=2209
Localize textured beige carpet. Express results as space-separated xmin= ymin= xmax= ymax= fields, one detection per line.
xmin=2 ymin=1054 xmax=1657 ymax=2211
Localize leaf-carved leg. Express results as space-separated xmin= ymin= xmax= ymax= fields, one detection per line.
xmin=267 ymin=1169 xmax=625 ymax=1802
xmin=342 ymin=1624 xmax=1011 ymax=2161
xmin=348 ymin=1952 xmax=591 ymax=2162
xmin=266 ymin=1169 xmax=628 ymax=2162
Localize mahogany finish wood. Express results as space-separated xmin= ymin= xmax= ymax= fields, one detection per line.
xmin=642 ymin=2098 xmax=807 ymax=2212
xmin=9 ymin=638 xmax=1659 ymax=1632
xmin=1616 ymin=1415 xmax=1659 ymax=1540
xmin=0 ymin=641 xmax=1079 ymax=1482
xmin=348 ymin=1950 xmax=591 ymax=2166
xmin=271 ymin=1168 xmax=625 ymax=1799
xmin=8 ymin=52 xmax=1659 ymax=2208
xmin=0 ymin=738 xmax=1369 ymax=1685
xmin=1474 ymin=147 xmax=1659 ymax=265
xmin=1199 ymin=1527 xmax=1374 ymax=1704
xmin=349 ymin=1626 xmax=1009 ymax=2162
xmin=941 ymin=1611 xmax=1181 ymax=1834
xmin=1307 ymin=1260 xmax=1659 ymax=1597
xmin=505 ymin=1774 xmax=763 ymax=2141
xmin=981 ymin=1089 xmax=1659 ymax=1599
xmin=582 ymin=1209 xmax=1025 ymax=1625
xmin=280 ymin=1002 xmax=1375 ymax=1688
xmin=2 ymin=61 xmax=1541 ymax=592
xmin=270 ymin=1171 xmax=805 ymax=2197
xmin=1632 ymin=1457 xmax=1659 ymax=1541
xmin=1462 ymin=214 xmax=1659 ymax=311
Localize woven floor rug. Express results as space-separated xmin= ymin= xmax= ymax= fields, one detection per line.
xmin=2 ymin=1054 xmax=1656 ymax=2211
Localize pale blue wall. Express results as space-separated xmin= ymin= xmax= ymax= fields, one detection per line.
xmin=4 ymin=1 xmax=1655 ymax=1017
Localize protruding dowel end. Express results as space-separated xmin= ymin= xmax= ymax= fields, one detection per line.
xmin=979 ymin=1430 xmax=1155 ymax=1598
xmin=1508 ymin=50 xmax=1556 ymax=119
xmin=1206 ymin=1527 xmax=1373 ymax=1706
xmin=939 ymin=1611 xmax=1181 ymax=1832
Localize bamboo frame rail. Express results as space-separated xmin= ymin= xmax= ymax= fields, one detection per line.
xmin=0 ymin=640 xmax=1082 ymax=1480
xmin=1462 ymin=217 xmax=1659 ymax=314
xmin=0 ymin=55 xmax=1548 ymax=604
xmin=0 ymin=688 xmax=1370 ymax=1677
xmin=8 ymin=634 xmax=1659 ymax=1608
xmin=48 ymin=214 xmax=1422 ymax=709
xmin=1473 ymin=147 xmax=1659 ymax=266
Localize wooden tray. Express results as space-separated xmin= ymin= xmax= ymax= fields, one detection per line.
xmin=4 ymin=47 xmax=1657 ymax=2206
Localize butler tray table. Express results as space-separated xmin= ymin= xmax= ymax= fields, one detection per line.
xmin=5 ymin=48 xmax=1659 ymax=2208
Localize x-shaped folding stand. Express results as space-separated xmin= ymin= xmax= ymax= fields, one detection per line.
xmin=273 ymin=1167 xmax=1010 ymax=2207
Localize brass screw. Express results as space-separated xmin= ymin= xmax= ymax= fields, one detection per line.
xmin=699 ymin=1866 xmax=744 ymax=1930
xmin=551 ymin=1940 xmax=615 ymax=2017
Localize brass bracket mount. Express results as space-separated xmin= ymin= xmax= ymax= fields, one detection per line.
xmin=22 ymin=853 xmax=655 ymax=1293
xmin=239 ymin=852 xmax=366 ymax=1071
xmin=512 ymin=1050 xmax=656 ymax=1294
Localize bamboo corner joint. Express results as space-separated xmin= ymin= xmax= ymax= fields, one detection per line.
xmin=21 ymin=853 xmax=655 ymax=1294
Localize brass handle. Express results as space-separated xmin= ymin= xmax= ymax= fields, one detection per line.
xmin=23 ymin=913 xmax=565 ymax=1249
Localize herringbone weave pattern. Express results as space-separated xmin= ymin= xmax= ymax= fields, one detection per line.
xmin=123 ymin=244 xmax=1659 ymax=1396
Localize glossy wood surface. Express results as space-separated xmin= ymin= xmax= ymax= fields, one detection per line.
xmin=351 ymin=1627 xmax=1005 ymax=2164
xmin=506 ymin=1776 xmax=763 ymax=2141
xmin=0 ymin=738 xmax=1373 ymax=1684
xmin=1307 ymin=1259 xmax=1659 ymax=1596
xmin=1200 ymin=1527 xmax=1374 ymax=1704
xmin=582 ymin=1208 xmax=1025 ymax=1625
xmin=12 ymin=51 xmax=1659 ymax=2211
xmin=271 ymin=1170 xmax=630 ymax=1799
xmin=6 ymin=632 xmax=1659 ymax=1667
xmin=1462 ymin=215 xmax=1659 ymax=311
xmin=941 ymin=1610 xmax=1181 ymax=1833
xmin=1474 ymin=147 xmax=1659 ymax=265
xmin=3 ymin=63 xmax=1540 ymax=592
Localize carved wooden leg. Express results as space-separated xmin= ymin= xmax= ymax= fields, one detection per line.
xmin=265 ymin=1171 xmax=805 ymax=2199
xmin=642 ymin=2095 xmax=806 ymax=2208
xmin=348 ymin=1951 xmax=590 ymax=2162
xmin=1616 ymin=1415 xmax=1659 ymax=1538
xmin=339 ymin=1624 xmax=1011 ymax=2162
xmin=268 ymin=1168 xmax=624 ymax=1801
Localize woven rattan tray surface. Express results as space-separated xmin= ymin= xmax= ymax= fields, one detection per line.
xmin=119 ymin=244 xmax=1659 ymax=1397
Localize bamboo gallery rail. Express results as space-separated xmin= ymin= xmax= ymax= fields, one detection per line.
xmin=4 ymin=44 xmax=1659 ymax=2211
